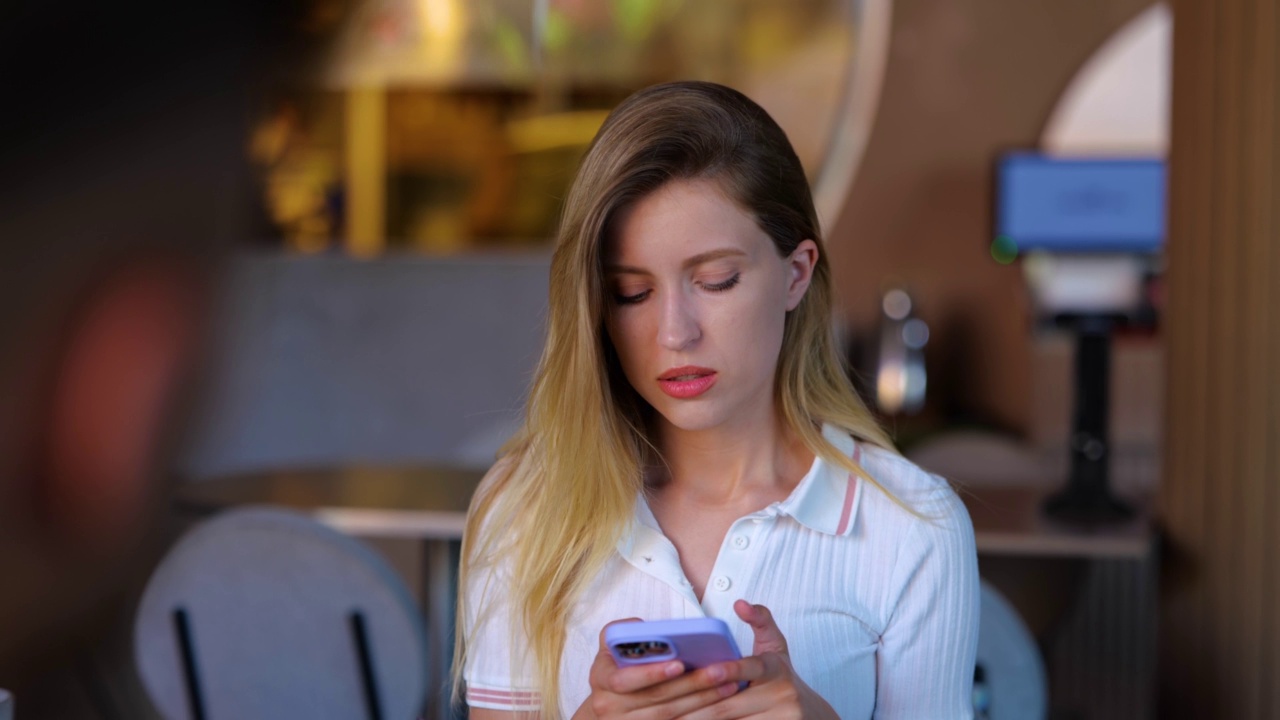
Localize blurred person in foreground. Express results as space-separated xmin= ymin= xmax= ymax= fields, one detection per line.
xmin=0 ymin=2 xmax=302 ymax=714
xmin=456 ymin=82 xmax=979 ymax=720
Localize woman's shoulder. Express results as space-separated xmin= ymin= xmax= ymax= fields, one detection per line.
xmin=473 ymin=451 xmax=533 ymax=506
xmin=855 ymin=441 xmax=972 ymax=530
xmin=479 ymin=453 xmax=519 ymax=491
xmin=465 ymin=454 xmax=527 ymax=545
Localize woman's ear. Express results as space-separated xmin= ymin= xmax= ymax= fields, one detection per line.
xmin=785 ymin=239 xmax=819 ymax=311
xmin=39 ymin=259 xmax=207 ymax=547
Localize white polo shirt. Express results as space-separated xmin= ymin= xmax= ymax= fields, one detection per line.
xmin=463 ymin=424 xmax=980 ymax=719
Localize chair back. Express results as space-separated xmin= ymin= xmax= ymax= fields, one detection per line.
xmin=134 ymin=507 xmax=428 ymax=720
xmin=976 ymin=580 xmax=1048 ymax=720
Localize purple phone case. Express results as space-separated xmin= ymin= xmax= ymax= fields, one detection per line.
xmin=605 ymin=617 xmax=742 ymax=670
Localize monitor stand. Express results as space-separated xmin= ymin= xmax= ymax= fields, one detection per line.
xmin=1043 ymin=315 xmax=1135 ymax=524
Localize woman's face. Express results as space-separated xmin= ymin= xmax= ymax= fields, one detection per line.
xmin=603 ymin=178 xmax=817 ymax=435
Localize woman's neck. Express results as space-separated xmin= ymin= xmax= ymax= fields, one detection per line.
xmin=649 ymin=411 xmax=814 ymax=506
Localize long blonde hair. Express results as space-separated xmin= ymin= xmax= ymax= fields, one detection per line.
xmin=454 ymin=81 xmax=896 ymax=717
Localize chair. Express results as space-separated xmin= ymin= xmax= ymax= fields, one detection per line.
xmin=976 ymin=580 xmax=1048 ymax=720
xmin=133 ymin=507 xmax=428 ymax=720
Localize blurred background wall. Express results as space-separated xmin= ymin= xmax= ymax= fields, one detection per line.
xmin=827 ymin=0 xmax=1154 ymax=435
xmin=1161 ymin=0 xmax=1280 ymax=716
xmin=179 ymin=254 xmax=548 ymax=479
xmin=189 ymin=0 xmax=1165 ymax=473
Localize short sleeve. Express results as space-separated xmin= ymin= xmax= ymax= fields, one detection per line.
xmin=461 ymin=548 xmax=542 ymax=712
xmin=873 ymin=480 xmax=980 ymax=719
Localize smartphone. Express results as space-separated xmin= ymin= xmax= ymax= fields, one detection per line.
xmin=605 ymin=617 xmax=742 ymax=671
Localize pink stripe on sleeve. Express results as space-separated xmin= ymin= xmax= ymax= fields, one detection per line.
xmin=466 ymin=687 xmax=541 ymax=709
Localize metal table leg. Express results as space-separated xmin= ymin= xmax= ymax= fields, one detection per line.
xmin=422 ymin=539 xmax=463 ymax=720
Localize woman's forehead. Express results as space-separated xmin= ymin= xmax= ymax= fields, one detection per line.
xmin=604 ymin=178 xmax=768 ymax=268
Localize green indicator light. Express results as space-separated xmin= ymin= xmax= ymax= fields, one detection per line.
xmin=990 ymin=235 xmax=1018 ymax=264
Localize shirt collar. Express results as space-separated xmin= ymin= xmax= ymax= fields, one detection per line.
xmin=616 ymin=492 xmax=697 ymax=602
xmin=777 ymin=423 xmax=863 ymax=537
xmin=617 ymin=423 xmax=865 ymax=566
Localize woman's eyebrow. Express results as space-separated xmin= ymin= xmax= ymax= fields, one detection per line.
xmin=681 ymin=248 xmax=748 ymax=269
xmin=605 ymin=248 xmax=747 ymax=275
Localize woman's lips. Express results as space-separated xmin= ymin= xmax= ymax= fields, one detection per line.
xmin=657 ymin=366 xmax=717 ymax=399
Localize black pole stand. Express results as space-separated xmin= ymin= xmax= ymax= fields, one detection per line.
xmin=1043 ymin=314 xmax=1135 ymax=524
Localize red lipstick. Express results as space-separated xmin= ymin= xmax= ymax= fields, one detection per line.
xmin=657 ymin=366 xmax=717 ymax=399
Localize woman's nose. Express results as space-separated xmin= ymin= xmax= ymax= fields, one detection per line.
xmin=658 ymin=291 xmax=701 ymax=350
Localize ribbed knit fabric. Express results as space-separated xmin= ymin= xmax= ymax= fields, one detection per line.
xmin=464 ymin=424 xmax=979 ymax=719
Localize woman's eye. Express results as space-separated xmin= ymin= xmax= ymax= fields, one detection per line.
xmin=701 ymin=273 xmax=741 ymax=292
xmin=614 ymin=289 xmax=650 ymax=305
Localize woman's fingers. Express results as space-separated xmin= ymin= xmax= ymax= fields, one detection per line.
xmin=588 ymin=661 xmax=743 ymax=717
xmin=674 ymin=656 xmax=799 ymax=720
xmin=733 ymin=600 xmax=789 ymax=657
xmin=588 ymin=644 xmax=683 ymax=695
xmin=707 ymin=652 xmax=784 ymax=687
xmin=628 ymin=674 xmax=741 ymax=719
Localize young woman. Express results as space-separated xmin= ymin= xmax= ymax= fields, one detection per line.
xmin=456 ymin=81 xmax=978 ymax=719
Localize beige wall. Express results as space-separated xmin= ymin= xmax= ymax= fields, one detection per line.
xmin=1161 ymin=0 xmax=1280 ymax=715
xmin=827 ymin=0 xmax=1154 ymax=433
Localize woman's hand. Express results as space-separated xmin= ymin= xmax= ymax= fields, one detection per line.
xmin=572 ymin=619 xmax=742 ymax=720
xmin=677 ymin=601 xmax=838 ymax=720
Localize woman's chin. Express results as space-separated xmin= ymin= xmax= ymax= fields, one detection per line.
xmin=650 ymin=403 xmax=734 ymax=434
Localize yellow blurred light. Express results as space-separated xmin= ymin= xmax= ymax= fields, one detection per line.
xmin=877 ymin=365 xmax=905 ymax=415
xmin=416 ymin=0 xmax=463 ymax=73
xmin=419 ymin=0 xmax=458 ymax=40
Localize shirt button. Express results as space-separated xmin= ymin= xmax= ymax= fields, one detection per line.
xmin=713 ymin=576 xmax=732 ymax=592
xmin=732 ymin=535 xmax=749 ymax=550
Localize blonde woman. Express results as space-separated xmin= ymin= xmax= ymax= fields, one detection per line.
xmin=457 ymin=81 xmax=979 ymax=719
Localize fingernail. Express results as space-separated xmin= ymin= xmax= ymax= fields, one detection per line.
xmin=665 ymin=661 xmax=684 ymax=678
xmin=707 ymin=665 xmax=726 ymax=682
xmin=718 ymin=682 xmax=738 ymax=697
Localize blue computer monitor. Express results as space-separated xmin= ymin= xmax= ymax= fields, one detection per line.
xmin=995 ymin=153 xmax=1165 ymax=254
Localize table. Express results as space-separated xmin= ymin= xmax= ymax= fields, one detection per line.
xmin=176 ymin=465 xmax=483 ymax=537
xmin=960 ymin=484 xmax=1155 ymax=559
xmin=176 ymin=466 xmax=485 ymax=720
